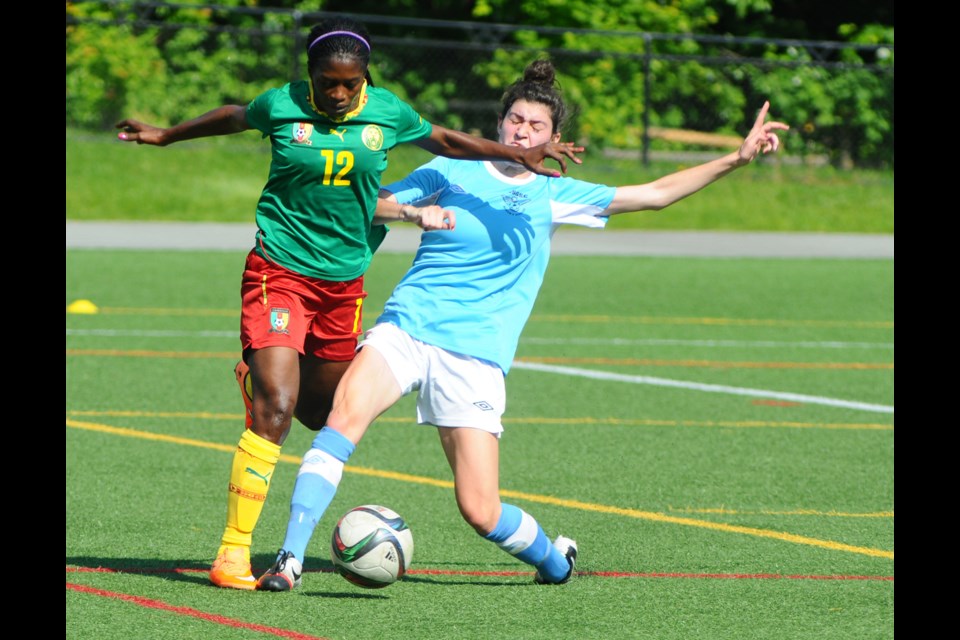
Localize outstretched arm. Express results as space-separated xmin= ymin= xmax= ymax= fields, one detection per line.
xmin=605 ymin=101 xmax=789 ymax=215
xmin=412 ymin=124 xmax=583 ymax=178
xmin=115 ymin=104 xmax=251 ymax=146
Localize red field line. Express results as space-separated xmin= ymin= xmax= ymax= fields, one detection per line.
xmin=66 ymin=582 xmax=328 ymax=639
xmin=67 ymin=565 xmax=892 ymax=582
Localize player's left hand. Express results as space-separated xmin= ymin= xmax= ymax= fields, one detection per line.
xmin=738 ymin=101 xmax=790 ymax=165
xmin=521 ymin=141 xmax=585 ymax=177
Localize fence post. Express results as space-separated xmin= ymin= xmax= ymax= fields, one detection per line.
xmin=642 ymin=32 xmax=651 ymax=167
xmin=292 ymin=10 xmax=303 ymax=81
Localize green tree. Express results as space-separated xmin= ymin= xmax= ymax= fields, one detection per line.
xmin=66 ymin=0 xmax=893 ymax=166
xmin=67 ymin=2 xmax=170 ymax=128
xmin=67 ymin=0 xmax=309 ymax=127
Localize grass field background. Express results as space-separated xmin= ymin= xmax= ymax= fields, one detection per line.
xmin=66 ymin=247 xmax=893 ymax=640
xmin=66 ymin=128 xmax=894 ymax=233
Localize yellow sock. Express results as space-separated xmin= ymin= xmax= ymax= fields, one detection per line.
xmin=218 ymin=429 xmax=281 ymax=553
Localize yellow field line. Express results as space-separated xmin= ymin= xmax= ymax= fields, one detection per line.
xmin=95 ymin=307 xmax=237 ymax=317
xmin=67 ymin=349 xmax=238 ymax=359
xmin=68 ymin=410 xmax=241 ymax=420
xmin=669 ymin=507 xmax=893 ymax=518
xmin=66 ymin=418 xmax=893 ymax=560
xmin=496 ymin=489 xmax=893 ymax=559
xmin=65 ymin=410 xmax=893 ymax=431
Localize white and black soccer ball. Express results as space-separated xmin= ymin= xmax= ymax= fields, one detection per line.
xmin=330 ymin=504 xmax=414 ymax=588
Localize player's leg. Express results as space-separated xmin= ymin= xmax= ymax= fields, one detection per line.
xmin=256 ymin=280 xmax=392 ymax=592
xmin=277 ymin=275 xmax=380 ymax=560
xmin=257 ymin=343 xmax=405 ymax=591
xmin=211 ymin=251 xmax=308 ymax=590
xmin=294 ymin=274 xmax=369 ymax=433
xmin=437 ymin=426 xmax=501 ymax=534
xmin=426 ymin=349 xmax=576 ymax=585
xmin=211 ymin=345 xmax=300 ymax=589
xmin=294 ymin=355 xmax=351 ymax=431
xmin=437 ymin=427 xmax=576 ymax=584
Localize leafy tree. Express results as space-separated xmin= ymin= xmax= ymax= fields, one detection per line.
xmin=67 ymin=3 xmax=170 ymax=128
xmin=66 ymin=0 xmax=893 ymax=166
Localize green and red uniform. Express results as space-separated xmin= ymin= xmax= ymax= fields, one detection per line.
xmin=239 ymin=80 xmax=433 ymax=359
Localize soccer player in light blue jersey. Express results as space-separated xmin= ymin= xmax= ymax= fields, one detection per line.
xmin=116 ymin=18 xmax=584 ymax=591
xmin=257 ymin=58 xmax=788 ymax=591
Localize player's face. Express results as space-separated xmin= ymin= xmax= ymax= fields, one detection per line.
xmin=498 ymin=100 xmax=559 ymax=148
xmin=310 ymin=57 xmax=367 ymax=118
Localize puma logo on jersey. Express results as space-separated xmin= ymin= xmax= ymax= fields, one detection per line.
xmin=329 ymin=128 xmax=347 ymax=142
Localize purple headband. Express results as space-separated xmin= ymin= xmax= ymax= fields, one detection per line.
xmin=308 ymin=30 xmax=371 ymax=52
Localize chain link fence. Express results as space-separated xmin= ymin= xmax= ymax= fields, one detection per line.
xmin=66 ymin=2 xmax=894 ymax=167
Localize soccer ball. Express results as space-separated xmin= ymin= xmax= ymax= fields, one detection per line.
xmin=330 ymin=504 xmax=414 ymax=589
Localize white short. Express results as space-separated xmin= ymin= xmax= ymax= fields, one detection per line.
xmin=359 ymin=322 xmax=505 ymax=436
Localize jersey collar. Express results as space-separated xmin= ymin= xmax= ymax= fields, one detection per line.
xmin=308 ymin=80 xmax=369 ymax=123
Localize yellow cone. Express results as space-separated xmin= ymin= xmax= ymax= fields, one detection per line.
xmin=67 ymin=299 xmax=99 ymax=314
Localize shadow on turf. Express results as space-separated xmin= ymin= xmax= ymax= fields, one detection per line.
xmin=66 ymin=554 xmax=537 ymax=590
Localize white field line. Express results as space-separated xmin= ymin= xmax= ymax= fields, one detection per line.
xmin=66 ymin=328 xmax=893 ymax=414
xmin=511 ymin=361 xmax=894 ymax=414
xmin=66 ymin=329 xmax=893 ymax=350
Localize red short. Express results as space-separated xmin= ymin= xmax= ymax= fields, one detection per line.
xmin=239 ymin=250 xmax=367 ymax=361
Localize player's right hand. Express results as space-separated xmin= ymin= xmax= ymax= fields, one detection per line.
xmin=115 ymin=119 xmax=168 ymax=146
xmin=521 ymin=141 xmax=585 ymax=177
xmin=413 ymin=205 xmax=456 ymax=231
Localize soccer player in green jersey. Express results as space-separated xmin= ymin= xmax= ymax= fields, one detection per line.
xmin=115 ymin=15 xmax=583 ymax=591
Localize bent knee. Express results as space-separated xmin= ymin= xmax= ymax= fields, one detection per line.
xmin=460 ymin=503 xmax=501 ymax=536
xmin=253 ymin=393 xmax=297 ymax=429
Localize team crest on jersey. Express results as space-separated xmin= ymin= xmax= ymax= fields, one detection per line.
xmin=361 ymin=124 xmax=384 ymax=150
xmin=501 ymin=190 xmax=530 ymax=215
xmin=269 ymin=308 xmax=290 ymax=334
xmin=292 ymin=122 xmax=314 ymax=145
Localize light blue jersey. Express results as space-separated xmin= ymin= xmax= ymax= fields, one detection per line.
xmin=378 ymin=157 xmax=615 ymax=373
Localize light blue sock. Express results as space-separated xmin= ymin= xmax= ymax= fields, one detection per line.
xmin=281 ymin=427 xmax=355 ymax=562
xmin=483 ymin=503 xmax=569 ymax=582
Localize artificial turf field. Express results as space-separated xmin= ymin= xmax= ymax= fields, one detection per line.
xmin=66 ymin=248 xmax=893 ymax=640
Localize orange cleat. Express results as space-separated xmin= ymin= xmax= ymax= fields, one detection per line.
xmin=209 ymin=547 xmax=257 ymax=590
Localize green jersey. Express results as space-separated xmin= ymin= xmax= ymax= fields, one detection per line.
xmin=245 ymin=80 xmax=433 ymax=280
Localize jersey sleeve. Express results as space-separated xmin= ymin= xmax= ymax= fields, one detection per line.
xmin=390 ymin=94 xmax=434 ymax=145
xmin=381 ymin=156 xmax=451 ymax=206
xmin=244 ymin=88 xmax=279 ymax=137
xmin=549 ymin=178 xmax=617 ymax=229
